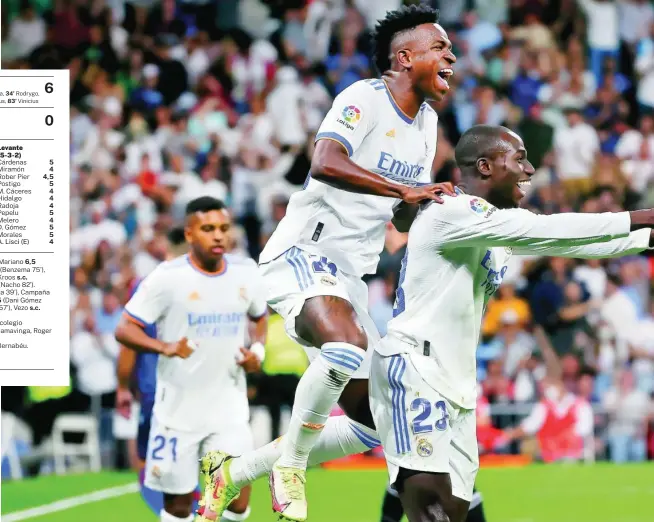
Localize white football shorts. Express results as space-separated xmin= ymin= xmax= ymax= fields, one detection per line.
xmin=144 ymin=414 xmax=254 ymax=494
xmin=369 ymin=349 xmax=479 ymax=502
xmin=258 ymin=246 xmax=380 ymax=379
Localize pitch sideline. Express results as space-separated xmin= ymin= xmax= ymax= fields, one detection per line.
xmin=3 ymin=482 xmax=139 ymax=521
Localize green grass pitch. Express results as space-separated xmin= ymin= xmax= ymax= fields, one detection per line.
xmin=2 ymin=464 xmax=653 ymax=521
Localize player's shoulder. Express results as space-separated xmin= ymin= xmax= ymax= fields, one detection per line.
xmin=144 ymin=255 xmax=191 ymax=282
xmin=420 ymin=192 xmax=497 ymax=221
xmin=225 ymin=253 xmax=259 ymax=273
xmin=158 ymin=255 xmax=189 ymax=272
xmin=337 ymin=79 xmax=387 ymax=102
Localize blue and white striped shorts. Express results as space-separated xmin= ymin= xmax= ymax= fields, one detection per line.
xmin=258 ymin=246 xmax=379 ymax=379
xmin=369 ymin=350 xmax=479 ymax=502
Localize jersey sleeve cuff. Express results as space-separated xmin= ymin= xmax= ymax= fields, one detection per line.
xmin=248 ymin=309 xmax=268 ymax=320
xmin=633 ymin=227 xmax=654 ymax=249
xmin=123 ymin=310 xmax=153 ymax=329
xmin=315 ymin=132 xmax=354 ymax=157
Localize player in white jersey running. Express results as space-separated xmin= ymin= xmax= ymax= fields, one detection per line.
xmin=370 ymin=124 xmax=654 ymax=522
xmin=199 ymin=5 xmax=456 ymax=521
xmin=115 ymin=197 xmax=268 ymax=522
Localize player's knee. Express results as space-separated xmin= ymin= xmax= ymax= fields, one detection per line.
xmin=297 ymin=297 xmax=368 ymax=350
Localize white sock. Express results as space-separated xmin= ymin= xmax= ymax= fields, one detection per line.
xmin=222 ymin=506 xmax=251 ymax=521
xmin=276 ymin=342 xmax=367 ymax=469
xmin=160 ymin=510 xmax=194 ymax=522
xmin=229 ymin=416 xmax=379 ymax=487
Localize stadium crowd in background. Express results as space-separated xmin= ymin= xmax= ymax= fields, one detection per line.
xmin=2 ymin=0 xmax=654 ymax=469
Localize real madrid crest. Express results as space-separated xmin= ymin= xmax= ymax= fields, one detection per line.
xmin=416 ymin=438 xmax=433 ymax=457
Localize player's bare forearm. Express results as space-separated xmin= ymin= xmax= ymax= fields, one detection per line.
xmin=392 ymin=202 xmax=419 ymax=232
xmin=116 ymin=345 xmax=137 ymax=389
xmin=629 ymin=209 xmax=654 ymax=230
xmin=248 ymin=313 xmax=268 ymax=346
xmin=311 ymin=140 xmax=408 ymax=198
xmin=115 ymin=316 xmax=166 ymax=354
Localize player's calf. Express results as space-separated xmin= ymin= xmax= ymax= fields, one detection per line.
xmin=222 ymin=486 xmax=251 ymax=521
xmin=277 ymin=295 xmax=368 ymax=470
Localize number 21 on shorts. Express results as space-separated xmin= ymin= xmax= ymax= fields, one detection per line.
xmin=411 ymin=398 xmax=449 ymax=434
xmin=151 ymin=434 xmax=178 ymax=462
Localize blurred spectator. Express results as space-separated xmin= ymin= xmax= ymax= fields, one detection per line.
xmin=603 ymin=369 xmax=652 ymax=462
xmin=504 ymin=328 xmax=594 ymax=462
xmin=635 ymin=21 xmax=654 ymax=113
xmin=325 ymin=34 xmax=370 ymax=94
xmin=619 ymin=0 xmax=654 ymax=51
xmin=578 ymin=0 xmax=620 ymax=84
xmin=600 ymin=272 xmax=640 ymax=345
xmin=460 ymin=10 xmax=502 ymax=56
xmin=626 ymin=300 xmax=654 ymax=393
xmin=509 ymin=376 xmax=593 ymax=462
xmin=530 ymin=258 xmax=594 ymax=354
xmin=615 ymin=114 xmax=654 ymax=194
xmin=95 ymin=291 xmax=123 ymax=335
xmin=482 ymin=283 xmax=532 ymax=338
xmin=267 ymin=66 xmax=309 ymax=147
xmin=6 ymin=0 xmax=46 ymax=60
xmin=553 ymin=105 xmax=600 ymax=200
xmin=455 ymin=83 xmax=508 ymax=134
xmin=71 ymin=314 xmax=120 ymax=399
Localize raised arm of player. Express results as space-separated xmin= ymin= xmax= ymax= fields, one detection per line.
xmin=311 ymin=81 xmax=454 ymax=203
xmin=426 ymin=196 xmax=654 ymax=250
xmin=512 ymin=228 xmax=654 ymax=258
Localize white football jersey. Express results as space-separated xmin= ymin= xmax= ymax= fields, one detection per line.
xmin=378 ymin=193 xmax=649 ymax=409
xmin=124 ymin=253 xmax=267 ymax=431
xmin=259 ymin=79 xmax=438 ymax=277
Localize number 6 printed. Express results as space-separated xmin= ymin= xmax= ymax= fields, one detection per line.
xmin=410 ymin=398 xmax=449 ymax=434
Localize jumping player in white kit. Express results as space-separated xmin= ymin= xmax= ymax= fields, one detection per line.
xmin=115 ymin=197 xmax=268 ymax=522
xmin=199 ymin=5 xmax=456 ymax=522
xmin=369 ymin=125 xmax=654 ymax=522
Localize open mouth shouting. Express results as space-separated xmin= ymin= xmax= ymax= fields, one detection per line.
xmin=435 ymin=67 xmax=454 ymax=90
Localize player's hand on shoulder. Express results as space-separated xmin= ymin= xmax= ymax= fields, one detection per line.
xmin=402 ymin=182 xmax=455 ymax=204
xmin=160 ymin=337 xmax=195 ymax=358
xmin=237 ymin=347 xmax=262 ymax=374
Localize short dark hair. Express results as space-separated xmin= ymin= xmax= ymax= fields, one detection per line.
xmin=167 ymin=227 xmax=186 ymax=246
xmin=185 ymin=196 xmax=225 ymax=216
xmin=454 ymin=125 xmax=513 ymax=171
xmin=371 ymin=4 xmax=440 ymax=74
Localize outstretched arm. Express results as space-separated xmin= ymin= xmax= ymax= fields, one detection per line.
xmin=513 ymin=228 xmax=653 ymax=258
xmin=428 ymin=197 xmax=654 ymax=250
